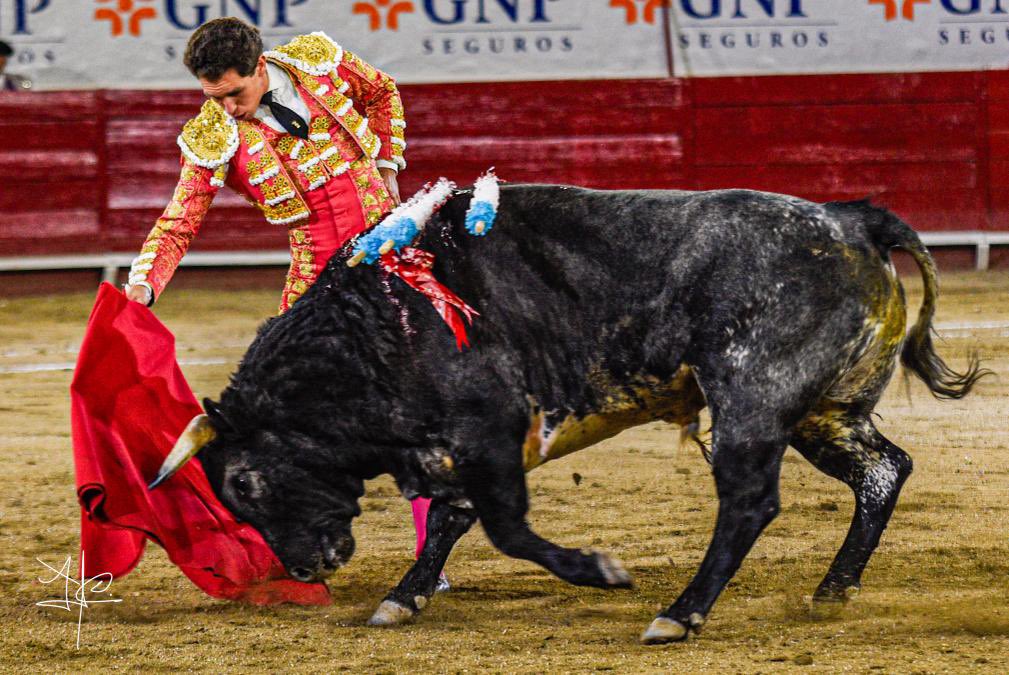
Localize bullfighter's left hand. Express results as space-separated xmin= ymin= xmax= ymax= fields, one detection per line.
xmin=380 ymin=168 xmax=401 ymax=206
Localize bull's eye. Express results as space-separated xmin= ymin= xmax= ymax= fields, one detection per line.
xmin=226 ymin=469 xmax=264 ymax=502
xmin=233 ymin=474 xmax=251 ymax=497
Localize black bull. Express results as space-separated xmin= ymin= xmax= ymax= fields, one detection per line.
xmin=177 ymin=185 xmax=985 ymax=643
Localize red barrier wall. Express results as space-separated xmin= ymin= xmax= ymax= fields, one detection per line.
xmin=1 ymin=71 xmax=1006 ymax=260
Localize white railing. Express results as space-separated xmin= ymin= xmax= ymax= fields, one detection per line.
xmin=0 ymin=233 xmax=1007 ymax=280
xmin=919 ymin=232 xmax=1009 ymax=272
xmin=0 ymin=251 xmax=291 ymax=284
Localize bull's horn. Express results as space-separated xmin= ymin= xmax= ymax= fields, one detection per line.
xmin=378 ymin=239 xmax=396 ymax=255
xmin=147 ymin=414 xmax=216 ymax=490
xmin=474 ymin=221 xmax=486 ymax=235
xmin=347 ymin=250 xmax=367 ymax=267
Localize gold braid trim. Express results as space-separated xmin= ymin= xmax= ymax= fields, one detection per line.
xmin=264 ymin=32 xmax=343 ymax=77
xmin=177 ymin=100 xmax=239 ymax=170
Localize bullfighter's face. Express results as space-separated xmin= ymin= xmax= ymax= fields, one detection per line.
xmin=200 ymin=55 xmax=269 ymax=122
xmin=198 ymin=402 xmax=365 ymax=583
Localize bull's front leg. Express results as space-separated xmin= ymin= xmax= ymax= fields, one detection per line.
xmin=460 ymin=457 xmax=633 ymax=589
xmin=368 ymin=499 xmax=475 ymax=626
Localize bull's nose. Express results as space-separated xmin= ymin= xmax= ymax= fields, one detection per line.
xmin=289 ymin=563 xmax=336 ymax=582
xmin=290 ymin=566 xmax=315 ymax=583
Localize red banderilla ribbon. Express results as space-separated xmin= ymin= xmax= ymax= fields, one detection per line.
xmin=380 ymin=247 xmax=480 ymax=350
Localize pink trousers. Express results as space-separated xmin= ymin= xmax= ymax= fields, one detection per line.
xmin=411 ymin=497 xmax=430 ymax=558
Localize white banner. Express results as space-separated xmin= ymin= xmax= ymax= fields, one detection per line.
xmin=669 ymin=0 xmax=1009 ymax=77
xmin=0 ymin=0 xmax=669 ymax=89
xmin=3 ymin=1 xmax=1009 ymax=89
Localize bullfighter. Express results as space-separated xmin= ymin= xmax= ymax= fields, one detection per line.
xmin=123 ymin=17 xmax=442 ymax=587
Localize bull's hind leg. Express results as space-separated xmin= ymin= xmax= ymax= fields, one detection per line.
xmin=369 ymin=500 xmax=476 ymax=626
xmin=791 ymin=410 xmax=913 ymax=602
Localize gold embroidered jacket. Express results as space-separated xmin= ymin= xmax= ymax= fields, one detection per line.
xmin=129 ymin=32 xmax=406 ymax=304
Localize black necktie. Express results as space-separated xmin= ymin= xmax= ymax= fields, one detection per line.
xmin=261 ymin=91 xmax=309 ymax=140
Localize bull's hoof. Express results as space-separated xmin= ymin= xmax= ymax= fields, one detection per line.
xmin=640 ymin=612 xmax=704 ymax=645
xmin=367 ymin=600 xmax=415 ymax=626
xmin=640 ymin=617 xmax=689 ymax=645
xmin=812 ymin=583 xmax=860 ymax=605
xmin=593 ymin=550 xmax=633 ymax=588
xmin=810 ymin=584 xmax=859 ymax=619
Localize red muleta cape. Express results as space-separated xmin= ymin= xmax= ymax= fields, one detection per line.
xmin=71 ymin=283 xmax=330 ymax=605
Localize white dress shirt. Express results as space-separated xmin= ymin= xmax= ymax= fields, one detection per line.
xmin=255 ymin=62 xmax=311 ymax=133
xmin=255 ymin=62 xmax=398 ymax=173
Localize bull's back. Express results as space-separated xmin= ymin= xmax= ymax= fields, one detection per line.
xmin=432 ymin=185 xmax=891 ymax=329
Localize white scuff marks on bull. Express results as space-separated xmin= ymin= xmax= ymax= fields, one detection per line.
xmin=755 ymin=281 xmax=787 ymax=313
xmin=861 ymin=457 xmax=899 ymax=509
xmin=817 ymin=212 xmax=844 ymax=240
xmin=725 ymin=343 xmax=751 ymax=369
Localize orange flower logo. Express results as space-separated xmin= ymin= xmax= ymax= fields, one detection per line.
xmin=610 ymin=0 xmax=670 ymax=25
xmin=95 ymin=0 xmax=157 ymax=37
xmin=353 ymin=0 xmax=415 ymax=31
xmin=868 ymin=0 xmax=931 ymax=21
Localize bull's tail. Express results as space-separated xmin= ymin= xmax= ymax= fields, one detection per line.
xmin=833 ymin=200 xmax=990 ymax=399
xmin=898 ymin=241 xmax=989 ymax=399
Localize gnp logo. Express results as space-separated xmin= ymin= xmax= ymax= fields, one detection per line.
xmin=95 ymin=0 xmax=157 ymax=37
xmin=610 ymin=0 xmax=670 ymax=26
xmin=419 ymin=0 xmax=554 ymax=24
xmin=666 ymin=0 xmax=809 ymax=19
xmin=868 ymin=0 xmax=930 ymax=22
xmin=354 ymin=0 xmax=415 ymax=31
xmin=91 ymin=0 xmax=314 ymax=35
xmin=354 ymin=0 xmax=556 ymax=29
xmin=625 ymin=0 xmax=809 ymax=27
xmin=671 ymin=1 xmax=830 ymax=53
xmin=161 ymin=0 xmax=310 ymax=30
xmin=393 ymin=1 xmax=572 ymax=57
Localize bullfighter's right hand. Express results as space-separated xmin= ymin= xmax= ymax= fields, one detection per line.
xmin=125 ymin=284 xmax=153 ymax=306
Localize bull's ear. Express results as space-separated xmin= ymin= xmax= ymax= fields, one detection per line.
xmin=203 ymin=398 xmax=234 ymax=432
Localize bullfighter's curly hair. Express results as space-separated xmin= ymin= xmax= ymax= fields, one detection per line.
xmin=184 ymin=17 xmax=263 ymax=80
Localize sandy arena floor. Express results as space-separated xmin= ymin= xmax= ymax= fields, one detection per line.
xmin=0 ymin=271 xmax=1006 ymax=673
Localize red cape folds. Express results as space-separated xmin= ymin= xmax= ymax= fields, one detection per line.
xmin=71 ymin=283 xmax=330 ymax=605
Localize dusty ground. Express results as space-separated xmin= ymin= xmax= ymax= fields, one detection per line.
xmin=0 ymin=272 xmax=1006 ymax=673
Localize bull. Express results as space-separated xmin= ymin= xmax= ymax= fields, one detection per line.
xmin=150 ymin=185 xmax=985 ymax=643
